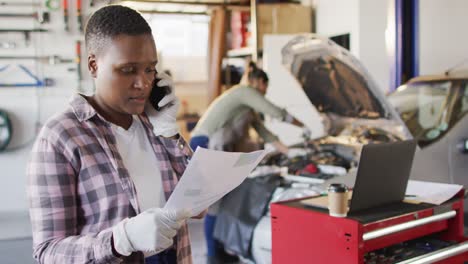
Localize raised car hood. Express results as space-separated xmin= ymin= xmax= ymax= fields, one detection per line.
xmin=282 ymin=34 xmax=403 ymax=122
xmin=273 ymin=34 xmax=411 ymax=141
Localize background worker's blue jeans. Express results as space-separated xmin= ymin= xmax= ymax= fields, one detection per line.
xmin=189 ymin=135 xmax=209 ymax=152
xmin=145 ymin=249 xmax=177 ymax=264
xmin=189 ymin=135 xmax=218 ymax=257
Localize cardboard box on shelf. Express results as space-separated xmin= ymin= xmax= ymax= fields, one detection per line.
xmin=257 ymin=3 xmax=313 ymax=49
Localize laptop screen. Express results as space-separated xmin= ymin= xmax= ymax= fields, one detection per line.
xmin=349 ymin=140 xmax=417 ymax=212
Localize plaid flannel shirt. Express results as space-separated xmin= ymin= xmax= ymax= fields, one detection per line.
xmin=27 ymin=94 xmax=193 ymax=264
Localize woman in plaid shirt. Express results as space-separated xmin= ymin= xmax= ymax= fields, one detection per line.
xmin=27 ymin=6 xmax=201 ymax=264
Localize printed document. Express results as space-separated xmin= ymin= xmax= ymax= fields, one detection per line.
xmin=405 ymin=180 xmax=463 ymax=205
xmin=164 ymin=147 xmax=267 ymax=216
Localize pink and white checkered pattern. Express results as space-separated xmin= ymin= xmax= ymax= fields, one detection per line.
xmin=27 ymin=94 xmax=193 ymax=264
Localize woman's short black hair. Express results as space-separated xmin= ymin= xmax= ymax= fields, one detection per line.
xmin=85 ymin=5 xmax=152 ymax=54
xmin=247 ymin=62 xmax=269 ymax=83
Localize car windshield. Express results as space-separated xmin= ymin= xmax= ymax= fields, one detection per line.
xmin=388 ymin=81 xmax=451 ymax=144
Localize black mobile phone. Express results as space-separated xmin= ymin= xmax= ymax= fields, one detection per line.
xmin=149 ymin=77 xmax=171 ymax=111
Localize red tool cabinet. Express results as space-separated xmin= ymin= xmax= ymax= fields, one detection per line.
xmin=271 ymin=190 xmax=468 ymax=263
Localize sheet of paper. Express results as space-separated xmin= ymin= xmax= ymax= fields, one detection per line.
xmin=164 ymin=147 xmax=267 ymax=216
xmin=405 ymin=180 xmax=463 ymax=205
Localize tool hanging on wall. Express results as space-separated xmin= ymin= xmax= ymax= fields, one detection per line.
xmin=90 ymin=0 xmax=115 ymax=8
xmin=0 ymin=41 xmax=16 ymax=49
xmin=45 ymin=0 xmax=60 ymax=11
xmin=0 ymin=109 xmax=12 ymax=152
xmin=0 ymin=55 xmax=73 ymax=64
xmin=63 ymin=0 xmax=69 ymax=32
xmin=0 ymin=11 xmax=50 ymax=24
xmin=0 ymin=29 xmax=48 ymax=46
xmin=75 ymin=41 xmax=83 ymax=81
xmin=77 ymin=0 xmax=83 ymax=32
xmin=0 ymin=64 xmax=54 ymax=87
xmin=75 ymin=40 xmax=83 ymax=92
xmin=0 ymin=1 xmax=41 ymax=7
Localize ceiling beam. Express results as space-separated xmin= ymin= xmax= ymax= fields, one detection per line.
xmin=138 ymin=9 xmax=208 ymax=15
xmin=127 ymin=0 xmax=249 ymax=7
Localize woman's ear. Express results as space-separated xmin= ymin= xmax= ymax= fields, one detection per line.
xmin=88 ymin=54 xmax=97 ymax=78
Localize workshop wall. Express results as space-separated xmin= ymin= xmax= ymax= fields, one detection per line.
xmin=313 ymin=0 xmax=391 ymax=92
xmin=314 ymin=0 xmax=468 ymax=91
xmin=419 ymin=0 xmax=468 ymax=75
xmin=358 ymin=0 xmax=391 ymax=92
xmin=0 ymin=2 xmax=209 ymax=213
xmin=0 ymin=1 xmax=89 ymax=213
xmin=314 ymin=0 xmax=360 ymax=57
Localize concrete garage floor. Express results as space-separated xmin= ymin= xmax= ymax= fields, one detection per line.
xmin=0 ymin=238 xmax=35 ymax=264
xmin=0 ymin=211 xmax=34 ymax=264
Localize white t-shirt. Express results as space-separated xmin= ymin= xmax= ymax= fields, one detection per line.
xmin=111 ymin=116 xmax=166 ymax=211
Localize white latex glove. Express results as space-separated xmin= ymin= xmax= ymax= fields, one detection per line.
xmin=146 ymin=72 xmax=180 ymax=137
xmin=287 ymin=148 xmax=308 ymax=158
xmin=112 ymin=208 xmax=191 ymax=256
xmin=272 ymin=141 xmax=289 ymax=155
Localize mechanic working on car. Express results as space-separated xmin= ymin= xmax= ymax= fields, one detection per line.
xmin=27 ymin=5 xmax=205 ymax=264
xmin=190 ymin=62 xmax=310 ymax=262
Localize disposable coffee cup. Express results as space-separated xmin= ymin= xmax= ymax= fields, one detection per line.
xmin=328 ymin=183 xmax=349 ymax=217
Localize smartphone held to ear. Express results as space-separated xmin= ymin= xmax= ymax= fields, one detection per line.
xmin=149 ymin=77 xmax=171 ymax=111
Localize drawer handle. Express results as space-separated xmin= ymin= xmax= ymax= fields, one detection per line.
xmin=363 ymin=210 xmax=456 ymax=241
xmin=395 ymin=241 xmax=468 ymax=264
